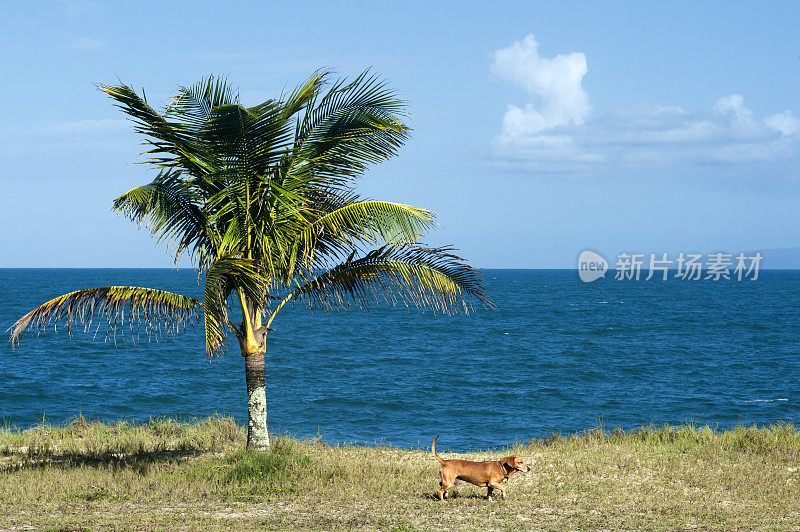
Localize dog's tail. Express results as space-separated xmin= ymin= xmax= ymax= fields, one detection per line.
xmin=432 ymin=434 xmax=445 ymax=464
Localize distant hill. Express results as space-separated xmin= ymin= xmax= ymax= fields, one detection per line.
xmin=752 ymin=247 xmax=800 ymax=269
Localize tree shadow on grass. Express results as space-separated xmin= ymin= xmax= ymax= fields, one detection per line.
xmin=0 ymin=414 xmax=244 ymax=474
xmin=1 ymin=447 xmax=207 ymax=474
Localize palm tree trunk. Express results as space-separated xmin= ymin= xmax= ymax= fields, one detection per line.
xmin=244 ymin=351 xmax=270 ymax=450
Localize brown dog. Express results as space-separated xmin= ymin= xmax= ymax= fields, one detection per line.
xmin=432 ymin=435 xmax=530 ymax=501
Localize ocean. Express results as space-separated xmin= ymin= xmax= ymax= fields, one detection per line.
xmin=1 ymin=268 xmax=798 ymax=450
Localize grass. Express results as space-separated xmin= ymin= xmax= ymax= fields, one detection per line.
xmin=1 ymin=416 xmax=799 ymax=530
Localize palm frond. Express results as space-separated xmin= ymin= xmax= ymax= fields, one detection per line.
xmin=113 ymin=170 xmax=210 ymax=263
xmin=9 ymin=287 xmax=201 ymax=347
xmin=273 ymin=245 xmax=492 ymax=325
xmin=287 ymin=70 xmax=411 ymax=186
xmin=307 ymin=200 xmax=435 ymax=248
xmin=205 ymin=102 xmax=294 ymax=176
xmin=100 ymin=83 xmax=211 ymax=175
xmin=167 ymin=75 xmax=239 ymax=129
xmin=277 ymin=70 xmax=327 ymax=120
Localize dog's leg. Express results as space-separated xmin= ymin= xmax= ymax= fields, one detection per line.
xmin=488 ymin=481 xmax=507 ymax=500
xmin=486 ymin=486 xmax=494 ymax=501
xmin=438 ymin=471 xmax=454 ymax=501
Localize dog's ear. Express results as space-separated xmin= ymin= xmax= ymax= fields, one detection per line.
xmin=508 ymin=455 xmax=526 ymax=468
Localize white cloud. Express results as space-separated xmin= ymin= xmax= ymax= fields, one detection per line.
xmin=491 ymin=35 xmax=589 ymax=140
xmin=713 ymin=94 xmax=753 ymax=124
xmin=491 ymin=36 xmax=800 ymax=174
xmin=765 ymin=111 xmax=800 ymax=136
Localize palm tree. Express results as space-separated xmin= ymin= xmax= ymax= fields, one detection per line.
xmin=9 ymin=72 xmax=491 ymax=450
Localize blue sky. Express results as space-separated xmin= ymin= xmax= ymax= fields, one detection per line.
xmin=1 ymin=1 xmax=798 ymax=268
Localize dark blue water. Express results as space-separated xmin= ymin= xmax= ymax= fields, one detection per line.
xmin=1 ymin=269 xmax=799 ymax=450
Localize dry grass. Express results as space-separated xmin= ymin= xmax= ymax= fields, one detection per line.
xmin=1 ymin=416 xmax=799 ymax=530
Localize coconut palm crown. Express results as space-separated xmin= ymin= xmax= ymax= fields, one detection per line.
xmin=9 ymin=71 xmax=491 ymax=449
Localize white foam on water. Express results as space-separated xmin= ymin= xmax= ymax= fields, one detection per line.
xmin=743 ymin=398 xmax=789 ymax=403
